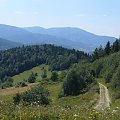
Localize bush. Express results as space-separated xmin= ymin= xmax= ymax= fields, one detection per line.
xmin=22 ymin=85 xmax=50 ymax=105
xmin=15 ymin=82 xmax=28 ymax=87
xmin=13 ymin=85 xmax=51 ymax=105
xmin=0 ymin=77 xmax=13 ymax=89
xmin=63 ymin=64 xmax=95 ymax=96
xmin=111 ymin=66 xmax=120 ymax=90
xmin=51 ymin=72 xmax=58 ymax=82
xmin=13 ymin=93 xmax=21 ymax=105
xmin=41 ymin=69 xmax=47 ymax=79
xmin=28 ymin=72 xmax=37 ymax=83
xmin=58 ymin=71 xmax=67 ymax=82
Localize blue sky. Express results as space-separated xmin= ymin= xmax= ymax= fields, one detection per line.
xmin=0 ymin=0 xmax=119 ymax=37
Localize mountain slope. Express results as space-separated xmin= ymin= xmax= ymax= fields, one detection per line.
xmin=0 ymin=24 xmax=116 ymax=52
xmin=0 ymin=44 xmax=88 ymax=80
xmin=0 ymin=37 xmax=22 ymax=50
xmin=25 ymin=27 xmax=116 ymax=50
xmin=0 ymin=24 xmax=86 ymax=50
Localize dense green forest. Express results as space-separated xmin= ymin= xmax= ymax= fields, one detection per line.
xmin=0 ymin=44 xmax=88 ymax=82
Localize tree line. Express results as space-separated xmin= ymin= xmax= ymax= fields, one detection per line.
xmin=92 ymin=38 xmax=120 ymax=61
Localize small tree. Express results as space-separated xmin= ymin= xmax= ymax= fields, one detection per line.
xmin=112 ymin=39 xmax=119 ymax=52
xmin=105 ymin=41 xmax=111 ymax=55
xmin=28 ymin=72 xmax=36 ymax=83
xmin=62 ymin=65 xmax=95 ymax=96
xmin=92 ymin=48 xmax=99 ymax=61
xmin=63 ymin=70 xmax=80 ymax=96
xmin=13 ymin=93 xmax=21 ymax=105
xmin=41 ymin=69 xmax=47 ymax=79
xmin=51 ymin=71 xmax=58 ymax=82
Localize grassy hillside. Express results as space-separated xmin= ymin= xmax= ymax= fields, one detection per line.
xmin=0 ymin=63 xmax=99 ymax=119
xmin=12 ymin=64 xmax=51 ymax=85
xmin=0 ymin=60 xmax=120 ymax=119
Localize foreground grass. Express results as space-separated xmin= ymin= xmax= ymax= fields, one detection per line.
xmin=0 ymin=79 xmax=120 ymax=120
xmin=0 ymin=82 xmax=99 ymax=120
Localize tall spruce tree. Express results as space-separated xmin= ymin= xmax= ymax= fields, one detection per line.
xmin=112 ymin=39 xmax=119 ymax=52
xmin=105 ymin=41 xmax=111 ymax=55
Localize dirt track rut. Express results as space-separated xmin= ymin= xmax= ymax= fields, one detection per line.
xmin=94 ymin=83 xmax=111 ymax=110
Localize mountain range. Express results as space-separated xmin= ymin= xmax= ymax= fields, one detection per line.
xmin=0 ymin=37 xmax=22 ymax=50
xmin=0 ymin=24 xmax=116 ymax=52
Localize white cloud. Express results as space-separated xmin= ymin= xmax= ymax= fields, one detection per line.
xmin=33 ymin=11 xmax=39 ymax=15
xmin=15 ymin=11 xmax=24 ymax=15
xmin=76 ymin=14 xmax=85 ymax=17
xmin=103 ymin=14 xmax=108 ymax=17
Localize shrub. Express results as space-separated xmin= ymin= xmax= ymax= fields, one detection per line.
xmin=13 ymin=93 xmax=21 ymax=105
xmin=63 ymin=64 xmax=95 ymax=96
xmin=0 ymin=77 xmax=13 ymax=89
xmin=14 ymin=85 xmax=51 ymax=105
xmin=111 ymin=66 xmax=120 ymax=90
xmin=58 ymin=71 xmax=67 ymax=82
xmin=41 ymin=69 xmax=47 ymax=79
xmin=15 ymin=82 xmax=28 ymax=87
xmin=28 ymin=72 xmax=37 ymax=83
xmin=51 ymin=71 xmax=58 ymax=82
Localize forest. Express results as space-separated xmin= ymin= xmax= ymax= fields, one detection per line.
xmin=0 ymin=44 xmax=88 ymax=82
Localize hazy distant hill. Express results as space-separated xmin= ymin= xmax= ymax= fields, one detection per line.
xmin=0 ymin=24 xmax=116 ymax=52
xmin=25 ymin=27 xmax=116 ymax=51
xmin=0 ymin=24 xmax=87 ymax=50
xmin=0 ymin=37 xmax=22 ymax=50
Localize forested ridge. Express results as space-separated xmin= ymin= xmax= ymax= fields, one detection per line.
xmin=0 ymin=44 xmax=88 ymax=81
xmin=91 ymin=38 xmax=120 ymax=91
xmin=62 ymin=38 xmax=120 ymax=96
xmin=92 ymin=38 xmax=120 ymax=61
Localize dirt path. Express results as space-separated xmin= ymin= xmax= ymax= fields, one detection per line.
xmin=94 ymin=83 xmax=111 ymax=111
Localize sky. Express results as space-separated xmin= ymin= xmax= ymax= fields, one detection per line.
xmin=0 ymin=0 xmax=120 ymax=37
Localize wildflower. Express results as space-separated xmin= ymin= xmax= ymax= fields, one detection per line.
xmin=112 ymin=110 xmax=117 ymax=113
xmin=74 ymin=114 xmax=78 ymax=117
xmin=92 ymin=109 xmax=95 ymax=112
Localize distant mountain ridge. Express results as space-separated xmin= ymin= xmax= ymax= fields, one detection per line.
xmin=25 ymin=27 xmax=116 ymax=48
xmin=0 ymin=24 xmax=86 ymax=50
xmin=0 ymin=37 xmax=22 ymax=50
xmin=0 ymin=24 xmax=116 ymax=51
